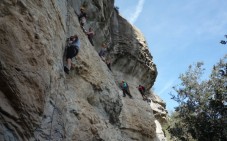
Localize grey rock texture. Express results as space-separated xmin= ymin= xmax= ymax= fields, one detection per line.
xmin=150 ymin=94 xmax=168 ymax=125
xmin=0 ymin=0 xmax=165 ymax=141
xmin=150 ymin=94 xmax=168 ymax=141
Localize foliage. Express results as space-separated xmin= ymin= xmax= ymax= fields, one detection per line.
xmin=220 ymin=35 xmax=227 ymax=45
xmin=168 ymin=55 xmax=227 ymax=141
xmin=165 ymin=112 xmax=196 ymax=141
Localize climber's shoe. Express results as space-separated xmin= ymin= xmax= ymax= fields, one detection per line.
xmin=64 ymin=66 xmax=69 ymax=74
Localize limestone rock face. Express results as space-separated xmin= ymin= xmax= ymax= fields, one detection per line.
xmin=150 ymin=94 xmax=168 ymax=124
xmin=150 ymin=94 xmax=168 ymax=141
xmin=0 ymin=0 xmax=166 ymax=141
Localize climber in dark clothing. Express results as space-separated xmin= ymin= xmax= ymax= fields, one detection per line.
xmin=64 ymin=35 xmax=80 ymax=74
xmin=86 ymin=27 xmax=95 ymax=46
xmin=137 ymin=85 xmax=147 ymax=100
xmin=78 ymin=7 xmax=87 ymax=29
xmin=121 ymin=81 xmax=132 ymax=98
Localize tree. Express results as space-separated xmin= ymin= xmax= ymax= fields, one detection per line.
xmin=168 ymin=55 xmax=227 ymax=141
xmin=220 ymin=35 xmax=227 ymax=45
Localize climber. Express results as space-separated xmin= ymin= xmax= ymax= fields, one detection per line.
xmin=64 ymin=35 xmax=80 ymax=74
xmin=99 ymin=43 xmax=107 ymax=60
xmin=78 ymin=7 xmax=87 ymax=30
xmin=121 ymin=80 xmax=133 ymax=98
xmin=137 ymin=85 xmax=147 ymax=100
xmin=105 ymin=59 xmax=111 ymax=71
xmin=86 ymin=27 xmax=95 ymax=46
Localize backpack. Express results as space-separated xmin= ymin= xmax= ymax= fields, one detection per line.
xmin=123 ymin=82 xmax=128 ymax=88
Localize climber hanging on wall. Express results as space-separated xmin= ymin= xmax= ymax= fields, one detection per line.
xmin=121 ymin=80 xmax=133 ymax=98
xmin=99 ymin=43 xmax=107 ymax=61
xmin=137 ymin=85 xmax=147 ymax=101
xmin=85 ymin=27 xmax=95 ymax=46
xmin=64 ymin=35 xmax=80 ymax=74
xmin=78 ymin=7 xmax=87 ymax=31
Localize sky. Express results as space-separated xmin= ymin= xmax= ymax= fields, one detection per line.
xmin=115 ymin=0 xmax=227 ymax=112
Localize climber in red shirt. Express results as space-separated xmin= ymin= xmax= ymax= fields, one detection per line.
xmin=137 ymin=85 xmax=147 ymax=100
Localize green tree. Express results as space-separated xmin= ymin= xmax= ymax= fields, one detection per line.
xmin=220 ymin=35 xmax=227 ymax=45
xmin=168 ymin=55 xmax=227 ymax=141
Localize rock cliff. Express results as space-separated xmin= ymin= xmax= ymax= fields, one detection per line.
xmin=0 ymin=0 xmax=166 ymax=141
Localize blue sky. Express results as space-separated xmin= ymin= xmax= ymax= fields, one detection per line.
xmin=115 ymin=0 xmax=227 ymax=112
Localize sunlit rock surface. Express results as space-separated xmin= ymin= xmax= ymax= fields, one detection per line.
xmin=0 ymin=0 xmax=166 ymax=140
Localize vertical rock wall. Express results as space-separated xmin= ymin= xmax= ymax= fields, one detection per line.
xmin=0 ymin=0 xmax=166 ymax=141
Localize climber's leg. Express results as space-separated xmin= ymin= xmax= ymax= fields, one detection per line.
xmin=64 ymin=46 xmax=74 ymax=74
xmin=126 ymin=89 xmax=133 ymax=98
xmin=122 ymin=90 xmax=126 ymax=97
xmin=67 ymin=58 xmax=72 ymax=70
xmin=140 ymin=92 xmax=147 ymax=100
